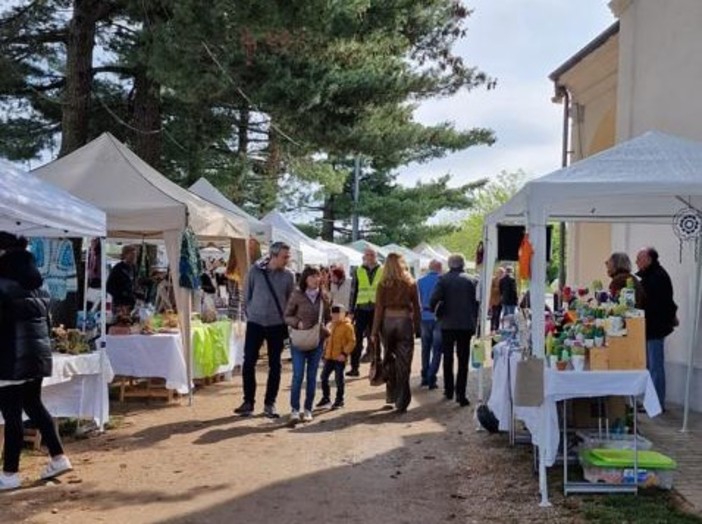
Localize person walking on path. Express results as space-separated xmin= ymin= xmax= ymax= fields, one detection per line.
xmin=235 ymin=242 xmax=295 ymax=419
xmin=0 ymin=233 xmax=72 ymax=491
xmin=417 ymin=260 xmax=443 ymax=389
xmin=489 ymin=267 xmax=506 ymax=332
xmin=284 ymin=266 xmax=331 ymax=423
xmin=371 ymin=253 xmax=421 ymax=413
xmin=348 ymin=248 xmax=383 ymax=377
xmin=430 ymin=254 xmax=479 ymax=407
xmin=636 ymin=247 xmax=678 ymax=409
xmin=317 ymin=304 xmax=356 ymax=410
xmin=499 ymin=266 xmax=518 ymax=318
xmin=329 ymin=266 xmax=352 ymax=311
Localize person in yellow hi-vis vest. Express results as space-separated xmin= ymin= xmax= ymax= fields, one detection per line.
xmin=347 ymin=248 xmax=383 ymax=377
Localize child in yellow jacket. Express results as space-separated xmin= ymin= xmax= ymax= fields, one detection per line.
xmin=317 ymin=304 xmax=356 ymax=409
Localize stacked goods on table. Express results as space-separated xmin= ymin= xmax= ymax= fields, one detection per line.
xmin=545 ymin=279 xmax=645 ymax=371
xmin=108 ymin=308 xmax=180 ymax=336
xmin=51 ymin=325 xmax=91 ymax=354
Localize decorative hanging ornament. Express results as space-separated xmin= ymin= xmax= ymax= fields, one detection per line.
xmin=672 ymin=207 xmax=702 ymax=262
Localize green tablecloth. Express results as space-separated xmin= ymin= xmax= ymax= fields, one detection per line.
xmin=191 ymin=320 xmax=232 ymax=378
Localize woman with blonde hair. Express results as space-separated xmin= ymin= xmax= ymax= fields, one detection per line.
xmin=370 ymin=253 xmax=421 ymax=413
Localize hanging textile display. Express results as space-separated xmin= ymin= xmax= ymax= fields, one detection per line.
xmin=179 ymin=227 xmax=201 ymax=290
xmin=87 ymin=238 xmax=101 ymax=288
xmin=226 ymin=239 xmax=242 ymax=283
xmin=28 ymin=238 xmax=78 ymax=300
xmin=518 ymin=233 xmax=534 ymax=281
xmin=475 ymin=241 xmax=485 ymax=267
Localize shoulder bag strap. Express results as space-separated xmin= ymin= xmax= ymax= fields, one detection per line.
xmin=262 ymin=269 xmax=286 ymax=324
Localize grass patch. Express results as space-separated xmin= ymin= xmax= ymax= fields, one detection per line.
xmin=582 ymin=491 xmax=702 ymax=523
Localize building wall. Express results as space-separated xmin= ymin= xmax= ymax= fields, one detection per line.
xmin=613 ymin=0 xmax=702 ymax=410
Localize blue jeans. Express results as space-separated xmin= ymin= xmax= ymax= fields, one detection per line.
xmin=502 ymin=305 xmax=516 ymax=318
xmin=646 ymin=338 xmax=666 ymax=408
xmin=421 ymin=320 xmax=442 ymax=386
xmin=290 ymin=344 xmax=324 ymax=412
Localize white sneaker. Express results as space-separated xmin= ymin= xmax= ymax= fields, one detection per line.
xmin=290 ymin=410 xmax=301 ymax=424
xmin=0 ymin=473 xmax=20 ymax=491
xmin=302 ymin=410 xmax=313 ymax=423
xmin=40 ymin=455 xmax=73 ymax=480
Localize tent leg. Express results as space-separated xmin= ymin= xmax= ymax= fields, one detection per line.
xmin=82 ymin=237 xmax=89 ymax=333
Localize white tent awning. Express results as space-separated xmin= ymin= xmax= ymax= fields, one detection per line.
xmin=0 ymin=159 xmax=106 ymax=238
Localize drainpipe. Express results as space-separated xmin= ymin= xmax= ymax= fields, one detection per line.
xmin=556 ymin=85 xmax=570 ymax=291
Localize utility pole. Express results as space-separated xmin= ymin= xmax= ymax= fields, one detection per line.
xmin=352 ymin=155 xmax=361 ymax=241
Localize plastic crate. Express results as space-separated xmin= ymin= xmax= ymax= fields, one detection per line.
xmin=576 ymin=431 xmax=653 ymax=451
xmin=579 ymin=449 xmax=676 ymax=490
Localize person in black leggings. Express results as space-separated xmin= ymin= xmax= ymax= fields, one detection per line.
xmin=0 ymin=232 xmax=72 ymax=491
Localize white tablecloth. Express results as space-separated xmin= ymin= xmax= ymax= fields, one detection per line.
xmin=106 ymin=334 xmax=189 ymax=394
xmin=487 ymin=342 xmax=522 ymax=432
xmin=0 ymin=352 xmax=114 ymax=428
xmin=514 ymin=369 xmax=662 ymax=466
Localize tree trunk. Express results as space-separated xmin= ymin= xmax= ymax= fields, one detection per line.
xmin=60 ymin=0 xmax=102 ymax=327
xmin=132 ymin=68 xmax=162 ymax=168
xmin=237 ymin=105 xmax=249 ymax=156
xmin=59 ymin=0 xmax=99 ymax=157
xmin=259 ymin=126 xmax=280 ymax=215
xmin=321 ymin=195 xmax=335 ymax=241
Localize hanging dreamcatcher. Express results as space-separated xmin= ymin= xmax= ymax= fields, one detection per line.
xmin=673 ymin=207 xmax=702 ymax=262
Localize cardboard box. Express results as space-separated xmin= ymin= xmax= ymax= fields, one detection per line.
xmin=588 ymin=317 xmax=646 ymax=370
xmin=570 ymin=397 xmax=627 ymax=429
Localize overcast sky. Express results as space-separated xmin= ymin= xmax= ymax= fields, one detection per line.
xmin=398 ymin=0 xmax=615 ymax=187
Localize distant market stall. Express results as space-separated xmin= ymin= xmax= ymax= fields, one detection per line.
xmin=33 ymin=133 xmax=250 ymax=402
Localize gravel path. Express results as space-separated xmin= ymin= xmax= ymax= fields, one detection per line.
xmin=0 ymin=355 xmax=581 ymax=523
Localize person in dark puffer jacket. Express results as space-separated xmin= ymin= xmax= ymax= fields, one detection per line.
xmin=0 ymin=232 xmax=72 ymax=491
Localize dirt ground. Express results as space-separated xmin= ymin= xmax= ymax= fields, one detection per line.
xmin=0 ymin=353 xmax=581 ymax=523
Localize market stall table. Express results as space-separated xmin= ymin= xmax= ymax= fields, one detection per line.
xmin=106 ymin=334 xmax=189 ymax=399
xmin=191 ymin=320 xmax=244 ymax=380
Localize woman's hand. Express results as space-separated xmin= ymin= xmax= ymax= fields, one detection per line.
xmin=336 ymin=354 xmax=346 ymax=363
xmin=298 ymin=320 xmax=305 ymax=329
xmin=321 ymin=326 xmax=331 ymax=337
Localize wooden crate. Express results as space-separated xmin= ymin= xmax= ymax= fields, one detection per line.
xmin=588 ymin=317 xmax=646 ymax=370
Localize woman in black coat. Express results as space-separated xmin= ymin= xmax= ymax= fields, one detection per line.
xmin=0 ymin=232 xmax=72 ymax=491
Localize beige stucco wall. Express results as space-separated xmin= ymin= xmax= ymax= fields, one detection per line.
xmin=557 ymin=32 xmax=618 ymax=290
xmin=612 ymin=0 xmax=702 ymax=409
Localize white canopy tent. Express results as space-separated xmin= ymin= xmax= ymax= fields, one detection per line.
xmin=33 ymin=133 xmax=250 ymax=403
xmin=0 ymin=159 xmax=105 ymax=238
xmin=347 ymin=239 xmax=389 ymax=261
xmin=483 ymin=130 xmax=702 ymax=505
xmin=189 ymin=177 xmax=272 ymax=243
xmin=317 ymin=239 xmax=364 ymax=270
xmin=414 ymin=242 xmax=449 ymax=271
xmin=262 ymin=211 xmax=330 ymax=268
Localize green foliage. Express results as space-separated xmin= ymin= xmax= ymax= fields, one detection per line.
xmin=582 ymin=493 xmax=702 ymax=524
xmin=437 ymin=170 xmax=528 ymax=257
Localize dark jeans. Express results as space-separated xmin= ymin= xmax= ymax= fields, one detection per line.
xmin=490 ymin=305 xmax=502 ymax=332
xmin=383 ymin=317 xmax=414 ymax=411
xmin=320 ymin=359 xmax=345 ymax=403
xmin=290 ymin=345 xmax=324 ymax=412
xmin=647 ymin=338 xmax=666 ymax=408
xmin=242 ymin=322 xmax=287 ymax=406
xmin=351 ymin=308 xmax=375 ymax=372
xmin=0 ymin=379 xmax=64 ymax=473
xmin=420 ymin=319 xmax=442 ymax=386
xmin=442 ymin=329 xmax=474 ymax=402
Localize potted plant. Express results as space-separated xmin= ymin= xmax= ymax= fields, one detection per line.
xmin=549 ymin=345 xmax=561 ymax=368
xmin=571 ymin=345 xmax=586 ymax=371
xmin=594 ymin=326 xmax=605 ymax=347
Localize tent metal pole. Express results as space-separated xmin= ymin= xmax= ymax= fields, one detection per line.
xmin=82 ymin=237 xmax=89 ymax=333
xmin=682 ymin=250 xmax=702 ymax=432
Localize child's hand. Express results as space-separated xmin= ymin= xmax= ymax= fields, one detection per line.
xmin=336 ymin=354 xmax=346 ymax=363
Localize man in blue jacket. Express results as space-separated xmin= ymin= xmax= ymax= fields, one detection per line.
xmin=417 ymin=260 xmax=443 ymax=389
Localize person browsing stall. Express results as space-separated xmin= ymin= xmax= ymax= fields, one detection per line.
xmin=0 ymin=233 xmax=72 ymax=490
xmin=348 ymin=248 xmax=383 ymax=377
xmin=234 ymin=242 xmax=295 ymax=419
xmin=417 ymin=260 xmax=443 ymax=390
xmin=605 ymin=252 xmax=645 ymax=308
xmin=317 ymin=304 xmax=356 ymax=410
